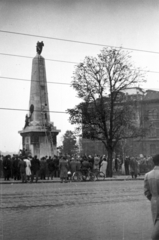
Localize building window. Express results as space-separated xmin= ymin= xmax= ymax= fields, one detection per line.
xmin=31 ymin=135 xmax=39 ymax=144
xmin=149 ymin=126 xmax=157 ymax=138
xmin=149 ymin=108 xmax=158 ymax=120
xmin=25 ymin=137 xmax=30 ymax=144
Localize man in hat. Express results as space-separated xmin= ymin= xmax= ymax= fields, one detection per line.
xmin=144 ymin=154 xmax=159 ymax=239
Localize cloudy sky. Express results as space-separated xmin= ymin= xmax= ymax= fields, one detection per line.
xmin=0 ymin=0 xmax=159 ymax=153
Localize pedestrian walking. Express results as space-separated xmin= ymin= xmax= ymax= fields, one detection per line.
xmin=144 ymin=154 xmax=159 ymax=240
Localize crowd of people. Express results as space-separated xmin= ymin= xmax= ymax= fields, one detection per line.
xmin=0 ymin=151 xmax=154 ymax=183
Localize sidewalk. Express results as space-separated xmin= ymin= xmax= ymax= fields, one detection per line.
xmin=0 ymin=175 xmax=145 ymax=184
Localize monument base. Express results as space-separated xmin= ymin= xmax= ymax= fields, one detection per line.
xmin=18 ymin=128 xmax=60 ymax=159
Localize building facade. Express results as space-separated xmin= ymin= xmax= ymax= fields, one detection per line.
xmin=81 ymin=89 xmax=159 ymax=157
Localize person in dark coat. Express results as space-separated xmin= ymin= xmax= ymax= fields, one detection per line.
xmin=3 ymin=155 xmax=11 ymax=180
xmin=18 ymin=157 xmax=27 ymax=183
xmin=69 ymin=157 xmax=78 ymax=179
xmin=0 ymin=155 xmax=3 ymax=178
xmin=40 ymin=157 xmax=47 ymax=180
xmin=144 ymin=154 xmax=159 ymax=239
xmin=81 ymin=157 xmax=91 ymax=180
xmin=129 ymin=157 xmax=138 ymax=179
xmin=76 ymin=158 xmax=81 ymax=171
xmin=81 ymin=158 xmax=90 ymax=170
xmin=47 ymin=157 xmax=55 ymax=180
xmin=124 ymin=156 xmax=130 ymax=175
xmin=31 ymin=155 xmax=40 ymax=183
xmin=12 ymin=156 xmax=20 ymax=180
xmin=59 ymin=156 xmax=68 ymax=183
xmin=88 ymin=155 xmax=94 ymax=171
xmin=54 ymin=156 xmax=59 ymax=177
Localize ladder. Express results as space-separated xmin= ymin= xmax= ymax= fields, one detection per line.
xmin=46 ymin=126 xmax=54 ymax=157
xmin=38 ymin=56 xmax=54 ymax=157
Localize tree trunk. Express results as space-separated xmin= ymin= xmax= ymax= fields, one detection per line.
xmin=106 ymin=150 xmax=113 ymax=177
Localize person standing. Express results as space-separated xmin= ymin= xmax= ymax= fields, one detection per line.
xmin=124 ymin=156 xmax=130 ymax=175
xmin=18 ymin=157 xmax=27 ymax=183
xmin=54 ymin=156 xmax=59 ymax=178
xmin=40 ymin=157 xmax=47 ymax=180
xmin=31 ymin=155 xmax=40 ymax=183
xmin=3 ymin=155 xmax=11 ymax=180
xmin=144 ymin=154 xmax=159 ymax=240
xmin=93 ymin=154 xmax=100 ymax=177
xmin=59 ymin=156 xmax=68 ymax=183
xmin=24 ymin=156 xmax=32 ymax=182
xmin=100 ymin=157 xmax=107 ymax=177
xmin=88 ymin=155 xmax=94 ymax=171
xmin=47 ymin=157 xmax=55 ymax=180
xmin=0 ymin=155 xmax=3 ymax=178
xmin=12 ymin=156 xmax=20 ymax=180
xmin=129 ymin=157 xmax=138 ymax=179
xmin=69 ymin=157 xmax=77 ymax=180
xmin=76 ymin=157 xmax=81 ymax=171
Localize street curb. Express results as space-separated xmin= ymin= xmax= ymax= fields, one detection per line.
xmin=0 ymin=177 xmax=144 ymax=184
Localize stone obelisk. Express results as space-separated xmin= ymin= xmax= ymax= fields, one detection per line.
xmin=19 ymin=42 xmax=60 ymax=158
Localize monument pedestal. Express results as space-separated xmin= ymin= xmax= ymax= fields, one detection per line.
xmin=19 ymin=127 xmax=60 ymax=158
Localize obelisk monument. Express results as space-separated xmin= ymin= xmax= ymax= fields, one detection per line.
xmin=19 ymin=42 xmax=60 ymax=158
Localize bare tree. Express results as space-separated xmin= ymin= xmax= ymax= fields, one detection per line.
xmin=68 ymin=48 xmax=145 ymax=177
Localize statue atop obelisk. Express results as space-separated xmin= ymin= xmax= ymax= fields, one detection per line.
xmin=19 ymin=42 xmax=60 ymax=158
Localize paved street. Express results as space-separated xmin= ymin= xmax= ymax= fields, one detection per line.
xmin=0 ymin=180 xmax=152 ymax=240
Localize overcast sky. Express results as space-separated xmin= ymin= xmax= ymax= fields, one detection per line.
xmin=0 ymin=0 xmax=159 ymax=153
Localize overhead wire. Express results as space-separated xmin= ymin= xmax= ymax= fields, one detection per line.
xmin=0 ymin=52 xmax=159 ymax=75
xmin=1 ymin=29 xmax=159 ymax=55
xmin=0 ymin=52 xmax=77 ymax=64
xmin=0 ymin=107 xmax=66 ymax=114
xmin=0 ymin=107 xmax=157 ymax=119
xmin=0 ymin=29 xmax=159 ymax=115
xmin=0 ymin=76 xmax=71 ymax=85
